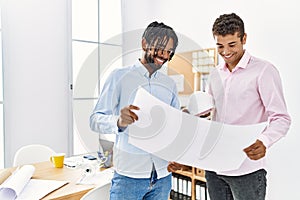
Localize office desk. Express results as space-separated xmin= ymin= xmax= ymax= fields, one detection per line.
xmin=33 ymin=161 xmax=97 ymax=200
xmin=3 ymin=161 xmax=105 ymax=200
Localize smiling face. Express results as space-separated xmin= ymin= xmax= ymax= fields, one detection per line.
xmin=141 ymin=37 xmax=175 ymax=76
xmin=215 ymin=32 xmax=247 ymax=71
xmin=212 ymin=13 xmax=247 ymax=71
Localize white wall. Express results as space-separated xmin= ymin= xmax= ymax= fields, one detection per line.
xmin=1 ymin=0 xmax=73 ymax=167
xmin=122 ymin=0 xmax=299 ymax=199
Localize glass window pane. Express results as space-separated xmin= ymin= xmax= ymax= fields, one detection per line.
xmin=99 ymin=44 xmax=122 ymax=92
xmin=73 ymin=99 xmax=99 ymax=154
xmin=72 ymin=0 xmax=98 ymax=42
xmin=0 ymin=8 xmax=2 ymax=28
xmin=99 ymin=0 xmax=122 ymax=44
xmin=0 ymin=32 xmax=3 ymax=101
xmin=0 ymin=10 xmax=3 ymax=168
xmin=0 ymin=104 xmax=3 ymax=168
xmin=72 ymin=41 xmax=99 ymax=98
xmin=72 ymin=0 xmax=122 ymax=157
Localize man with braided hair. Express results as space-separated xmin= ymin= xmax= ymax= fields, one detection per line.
xmin=205 ymin=13 xmax=291 ymax=200
xmin=90 ymin=21 xmax=181 ymax=199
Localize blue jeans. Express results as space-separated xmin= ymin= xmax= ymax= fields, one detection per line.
xmin=110 ymin=171 xmax=172 ymax=200
xmin=205 ymin=169 xmax=267 ymax=200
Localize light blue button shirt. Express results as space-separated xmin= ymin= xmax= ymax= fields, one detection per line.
xmin=90 ymin=60 xmax=180 ymax=178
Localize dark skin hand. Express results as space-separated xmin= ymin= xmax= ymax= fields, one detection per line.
xmin=117 ymin=105 xmax=140 ymax=128
xmin=181 ymin=108 xmax=190 ymax=114
xmin=243 ymin=139 xmax=266 ymax=160
xmin=167 ymin=162 xmax=185 ymax=172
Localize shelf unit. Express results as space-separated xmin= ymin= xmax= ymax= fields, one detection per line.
xmin=171 ymin=165 xmax=207 ymax=200
xmin=191 ymin=48 xmax=217 ymax=92
xmin=168 ymin=48 xmax=218 ymax=94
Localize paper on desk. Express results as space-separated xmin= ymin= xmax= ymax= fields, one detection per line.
xmin=76 ymin=168 xmax=114 ymax=186
xmin=128 ymin=88 xmax=267 ymax=172
xmin=17 ymin=179 xmax=68 ymax=200
xmin=0 ymin=165 xmax=34 ymax=199
xmin=0 ymin=165 xmax=68 ymax=200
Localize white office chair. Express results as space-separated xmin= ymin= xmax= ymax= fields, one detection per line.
xmin=13 ymin=144 xmax=56 ymax=166
xmin=80 ymin=182 xmax=111 ymax=200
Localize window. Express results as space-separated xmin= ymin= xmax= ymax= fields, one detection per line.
xmin=72 ymin=0 xmax=121 ymax=154
xmin=0 ymin=8 xmax=4 ymax=168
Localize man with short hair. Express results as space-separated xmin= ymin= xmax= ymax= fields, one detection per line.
xmin=205 ymin=13 xmax=291 ymax=200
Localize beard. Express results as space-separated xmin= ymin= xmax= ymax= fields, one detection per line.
xmin=144 ymin=51 xmax=167 ymax=72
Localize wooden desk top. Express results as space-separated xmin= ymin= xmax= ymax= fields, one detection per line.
xmin=31 ymin=161 xmax=96 ymax=200
xmin=1 ymin=161 xmax=99 ymax=200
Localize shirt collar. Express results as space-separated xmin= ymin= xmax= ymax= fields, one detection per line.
xmin=237 ymin=50 xmax=251 ymax=69
xmin=134 ymin=59 xmax=159 ymax=78
xmin=219 ymin=50 xmax=251 ymax=71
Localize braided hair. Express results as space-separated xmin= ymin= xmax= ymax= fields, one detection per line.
xmin=142 ymin=21 xmax=178 ymax=60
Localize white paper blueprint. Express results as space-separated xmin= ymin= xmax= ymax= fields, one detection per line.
xmin=128 ymin=88 xmax=267 ymax=172
xmin=187 ymin=91 xmax=214 ymax=116
xmin=0 ymin=165 xmax=68 ymax=200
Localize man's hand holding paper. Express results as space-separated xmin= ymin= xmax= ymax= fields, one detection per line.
xmin=117 ymin=105 xmax=140 ymax=129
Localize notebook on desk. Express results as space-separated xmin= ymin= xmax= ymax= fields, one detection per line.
xmin=0 ymin=165 xmax=68 ymax=200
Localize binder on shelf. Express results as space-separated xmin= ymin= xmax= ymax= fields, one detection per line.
xmin=171 ymin=173 xmax=179 ymax=199
xmin=171 ymin=167 xmax=206 ymax=200
xmin=171 ymin=173 xmax=193 ymax=200
xmin=183 ymin=176 xmax=192 ymax=200
xmin=170 ymin=174 xmax=175 ymax=199
xmin=196 ymin=183 xmax=201 ymax=200
xmin=178 ymin=174 xmax=183 ymax=200
xmin=195 ymin=180 xmax=208 ymax=200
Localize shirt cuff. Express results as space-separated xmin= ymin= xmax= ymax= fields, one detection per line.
xmin=257 ymin=134 xmax=271 ymax=148
xmin=118 ymin=126 xmax=127 ymax=132
xmin=115 ymin=116 xmax=127 ymax=132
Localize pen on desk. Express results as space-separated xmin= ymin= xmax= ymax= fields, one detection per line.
xmin=64 ymin=163 xmax=76 ymax=168
xmin=78 ymin=173 xmax=86 ymax=183
xmin=78 ymin=168 xmax=91 ymax=183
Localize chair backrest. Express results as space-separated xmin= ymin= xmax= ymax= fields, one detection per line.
xmin=13 ymin=144 xmax=56 ymax=166
xmin=80 ymin=182 xmax=111 ymax=200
